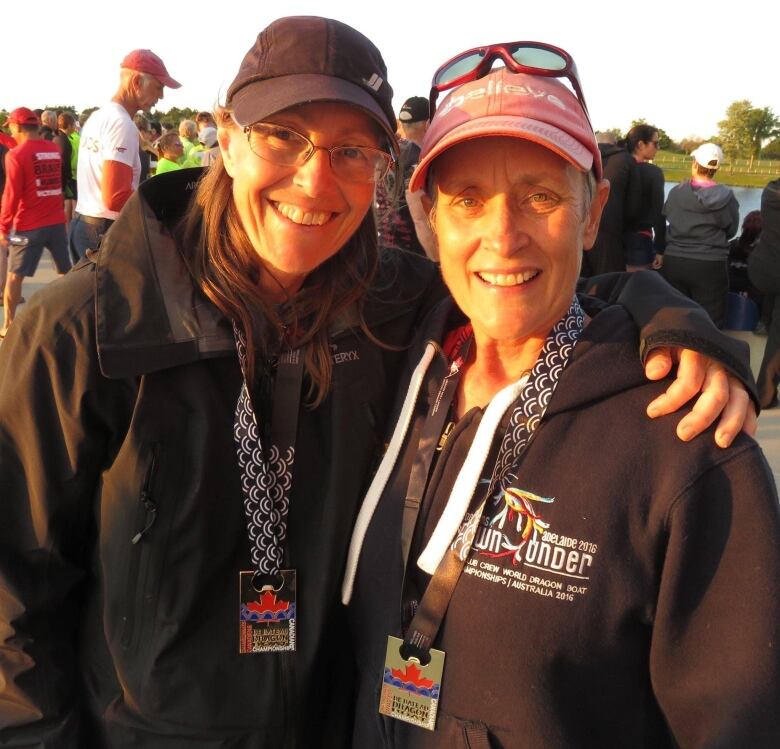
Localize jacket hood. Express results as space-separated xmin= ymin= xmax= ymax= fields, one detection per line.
xmin=675 ymin=180 xmax=735 ymax=211
xmin=598 ymin=143 xmax=625 ymax=159
xmin=543 ymin=306 xmax=648 ymax=416
xmin=95 ymin=168 xmax=233 ymax=379
xmin=408 ymin=296 xmax=647 ymax=416
xmin=95 ymin=168 xmax=439 ymax=379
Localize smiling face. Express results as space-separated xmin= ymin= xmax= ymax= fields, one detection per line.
xmin=219 ymin=101 xmax=382 ymax=300
xmin=431 ymin=137 xmax=607 ymax=355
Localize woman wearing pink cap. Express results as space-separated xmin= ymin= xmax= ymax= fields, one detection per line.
xmin=0 ymin=20 xmax=762 ymax=748
xmin=344 ymin=44 xmax=780 ymax=748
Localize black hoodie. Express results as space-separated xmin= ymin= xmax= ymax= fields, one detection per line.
xmin=348 ymin=297 xmax=780 ymax=749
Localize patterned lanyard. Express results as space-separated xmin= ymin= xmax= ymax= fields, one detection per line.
xmin=233 ymin=325 xmax=303 ymax=580
xmin=490 ymin=295 xmax=585 ymax=493
xmin=379 ymin=296 xmax=585 ymax=730
xmin=417 ymin=294 xmax=585 ymax=574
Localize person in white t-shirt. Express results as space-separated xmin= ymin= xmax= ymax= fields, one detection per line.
xmin=70 ymin=49 xmax=181 ymax=261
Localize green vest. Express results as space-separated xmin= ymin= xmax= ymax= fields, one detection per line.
xmin=68 ymin=131 xmax=80 ymax=178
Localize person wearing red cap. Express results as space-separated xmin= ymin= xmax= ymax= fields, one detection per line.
xmin=344 ymin=54 xmax=779 ymax=749
xmin=0 ymin=19 xmax=762 ymax=749
xmin=0 ymin=107 xmax=70 ymax=336
xmin=69 ymin=48 xmax=180 ymax=262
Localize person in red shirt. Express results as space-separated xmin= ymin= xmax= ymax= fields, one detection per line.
xmin=0 ymin=108 xmax=70 ymax=336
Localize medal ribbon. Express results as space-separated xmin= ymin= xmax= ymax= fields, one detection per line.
xmin=406 ymin=296 xmax=584 ymax=657
xmin=233 ymin=325 xmax=303 ymax=580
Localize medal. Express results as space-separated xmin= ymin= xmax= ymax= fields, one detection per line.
xmin=379 ymin=635 xmax=445 ymax=730
xmin=233 ymin=327 xmax=303 ymax=655
xmin=239 ymin=569 xmax=297 ymax=653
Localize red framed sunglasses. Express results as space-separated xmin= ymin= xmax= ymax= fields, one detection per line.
xmin=429 ymin=41 xmax=590 ymax=121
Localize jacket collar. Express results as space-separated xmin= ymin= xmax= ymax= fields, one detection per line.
xmin=96 ymin=168 xmax=234 ymax=379
xmin=95 ymin=168 xmax=441 ymax=379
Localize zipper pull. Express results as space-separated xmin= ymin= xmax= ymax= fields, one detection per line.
xmin=131 ymin=491 xmax=158 ymax=544
xmin=132 ymin=447 xmax=159 ymax=544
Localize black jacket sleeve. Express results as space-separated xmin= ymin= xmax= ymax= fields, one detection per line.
xmin=651 ymin=444 xmax=780 ymax=747
xmin=0 ymin=267 xmax=134 ymax=745
xmin=651 ymin=167 xmax=667 ymax=253
xmin=53 ymin=133 xmax=72 ymax=193
xmin=624 ymin=155 xmax=642 ymax=228
xmin=578 ymin=270 xmax=757 ymax=405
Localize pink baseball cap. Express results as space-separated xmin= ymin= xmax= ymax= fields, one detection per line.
xmin=409 ymin=67 xmax=601 ymax=192
xmin=121 ymin=49 xmax=181 ymax=89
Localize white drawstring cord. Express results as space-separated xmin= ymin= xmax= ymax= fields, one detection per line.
xmin=416 ymin=375 xmax=528 ymax=574
xmin=341 ymin=343 xmax=437 ymax=605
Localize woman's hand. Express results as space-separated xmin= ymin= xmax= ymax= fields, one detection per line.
xmin=644 ymin=347 xmax=757 ymax=447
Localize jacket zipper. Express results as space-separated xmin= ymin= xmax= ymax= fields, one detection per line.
xmin=121 ymin=444 xmax=160 ymax=649
xmin=281 ymin=651 xmax=295 ymax=748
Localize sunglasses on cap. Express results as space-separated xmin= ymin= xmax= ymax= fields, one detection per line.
xmin=429 ymin=41 xmax=590 ymax=122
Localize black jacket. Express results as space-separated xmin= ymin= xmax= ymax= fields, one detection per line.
xmin=0 ymin=169 xmax=757 ymax=747
xmin=629 ymin=161 xmax=667 ymax=253
xmin=597 ymin=143 xmax=641 ymax=238
xmin=53 ymin=131 xmax=76 ymax=199
xmin=748 ymin=178 xmax=780 ymax=293
xmin=0 ymin=169 xmax=440 ymax=748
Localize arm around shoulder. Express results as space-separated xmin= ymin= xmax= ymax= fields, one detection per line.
xmin=608 ymin=269 xmax=755 ymax=397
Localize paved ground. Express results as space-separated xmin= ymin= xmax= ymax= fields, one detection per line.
xmin=3 ymin=256 xmax=780 ymax=486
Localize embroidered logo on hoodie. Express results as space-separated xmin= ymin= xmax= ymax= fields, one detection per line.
xmin=453 ymin=484 xmax=598 ymax=603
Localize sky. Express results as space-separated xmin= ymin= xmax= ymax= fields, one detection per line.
xmin=4 ymin=0 xmax=776 ymax=143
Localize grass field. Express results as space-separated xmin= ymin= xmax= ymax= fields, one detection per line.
xmin=654 ymin=150 xmax=779 ymax=187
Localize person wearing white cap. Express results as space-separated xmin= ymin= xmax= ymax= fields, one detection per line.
xmin=196 ymin=125 xmax=220 ymax=167
xmin=660 ymin=142 xmax=739 ymax=327
xmin=344 ymin=45 xmax=779 ymax=749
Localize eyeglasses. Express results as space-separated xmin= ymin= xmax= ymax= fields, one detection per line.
xmin=429 ymin=41 xmax=590 ymax=121
xmin=243 ymin=122 xmax=394 ymax=184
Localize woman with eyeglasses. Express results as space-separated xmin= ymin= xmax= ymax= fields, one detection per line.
xmin=624 ymin=123 xmax=667 ymax=271
xmin=343 ymin=49 xmax=779 ymax=749
xmin=0 ymin=18 xmax=761 ymax=749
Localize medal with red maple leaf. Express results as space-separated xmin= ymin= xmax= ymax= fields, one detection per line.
xmin=239 ymin=570 xmax=297 ymax=653
xmin=379 ymin=635 xmax=445 ymax=730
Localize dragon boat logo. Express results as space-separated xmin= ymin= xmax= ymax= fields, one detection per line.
xmin=455 ymin=483 xmax=598 ymax=594
xmin=454 ymin=487 xmax=554 ymax=564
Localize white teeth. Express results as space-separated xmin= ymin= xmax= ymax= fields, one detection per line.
xmin=478 ymin=270 xmax=539 ymax=286
xmin=275 ymin=202 xmax=331 ymax=226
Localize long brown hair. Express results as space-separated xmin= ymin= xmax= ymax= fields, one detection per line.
xmin=182 ymin=108 xmax=388 ymax=406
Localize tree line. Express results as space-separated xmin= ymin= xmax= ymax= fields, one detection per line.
xmin=4 ymin=100 xmax=778 ymax=161
xmin=603 ymin=100 xmax=779 ymax=161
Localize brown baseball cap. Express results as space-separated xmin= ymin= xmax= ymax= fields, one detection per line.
xmin=121 ymin=49 xmax=181 ymax=89
xmin=226 ymin=16 xmax=397 ymax=149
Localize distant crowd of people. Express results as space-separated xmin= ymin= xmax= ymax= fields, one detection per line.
xmin=0 ymin=50 xmax=220 ymax=338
